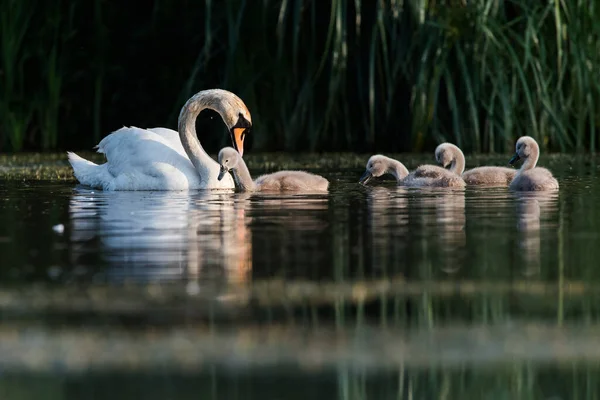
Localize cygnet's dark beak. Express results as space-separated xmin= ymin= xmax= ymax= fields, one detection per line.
xmin=508 ymin=153 xmax=520 ymax=165
xmin=359 ymin=170 xmax=373 ymax=185
xmin=217 ymin=166 xmax=228 ymax=181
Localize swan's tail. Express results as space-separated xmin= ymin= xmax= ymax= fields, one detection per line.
xmin=67 ymin=152 xmax=107 ymax=189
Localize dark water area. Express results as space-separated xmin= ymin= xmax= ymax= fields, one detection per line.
xmin=0 ymin=153 xmax=599 ymax=398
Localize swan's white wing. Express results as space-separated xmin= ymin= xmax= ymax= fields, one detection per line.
xmin=94 ymin=126 xmax=201 ymax=190
xmin=70 ymin=126 xmax=234 ymax=190
xmin=97 ymin=127 xmax=192 ymax=172
xmin=146 ymin=127 xmax=187 ymax=154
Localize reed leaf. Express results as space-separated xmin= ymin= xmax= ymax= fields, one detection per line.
xmin=1 ymin=0 xmax=599 ymax=153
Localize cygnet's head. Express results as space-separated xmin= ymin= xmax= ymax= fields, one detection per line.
xmin=435 ymin=143 xmax=456 ymax=168
xmin=509 ymin=136 xmax=538 ymax=165
xmin=359 ymin=155 xmax=390 ymax=185
xmin=217 ymin=147 xmax=242 ymax=181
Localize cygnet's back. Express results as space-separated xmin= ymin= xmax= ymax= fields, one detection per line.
xmin=403 ymin=165 xmax=466 ymax=188
xmin=508 ymin=136 xmax=559 ymax=191
xmin=255 ymin=170 xmax=329 ymax=192
xmin=403 ymin=143 xmax=466 ymax=188
xmin=218 ymin=147 xmax=329 ymax=193
xmin=510 ymin=167 xmax=558 ymax=191
xmin=462 ymin=166 xmax=517 ymax=186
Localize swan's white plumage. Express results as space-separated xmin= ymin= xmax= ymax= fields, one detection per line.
xmin=69 ymin=126 xmax=235 ymax=191
xmin=68 ymin=89 xmax=251 ymax=191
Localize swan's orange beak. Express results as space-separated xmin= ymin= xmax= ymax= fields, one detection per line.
xmin=231 ymin=128 xmax=246 ymax=157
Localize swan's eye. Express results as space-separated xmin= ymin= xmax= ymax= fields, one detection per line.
xmin=225 ymin=159 xmax=229 ymax=164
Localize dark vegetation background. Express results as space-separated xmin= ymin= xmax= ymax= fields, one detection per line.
xmin=1 ymin=0 xmax=599 ymax=154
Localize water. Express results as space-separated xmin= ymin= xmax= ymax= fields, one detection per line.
xmin=0 ymin=154 xmax=599 ymax=398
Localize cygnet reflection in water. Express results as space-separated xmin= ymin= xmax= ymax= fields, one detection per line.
xmin=414 ymin=188 xmax=466 ymax=274
xmin=365 ymin=186 xmax=466 ymax=275
xmin=247 ymin=193 xmax=330 ymax=278
xmin=513 ymin=191 xmax=559 ymax=276
xmin=365 ymin=186 xmax=410 ymax=274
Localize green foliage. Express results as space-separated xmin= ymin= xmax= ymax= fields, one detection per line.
xmin=1 ymin=0 xmax=599 ymax=153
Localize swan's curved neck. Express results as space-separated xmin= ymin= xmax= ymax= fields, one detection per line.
xmin=449 ymin=146 xmax=465 ymax=175
xmin=521 ymin=145 xmax=540 ymax=171
xmin=178 ymin=92 xmax=227 ymax=177
xmin=388 ymin=159 xmax=409 ymax=182
xmin=230 ymin=157 xmax=256 ymax=192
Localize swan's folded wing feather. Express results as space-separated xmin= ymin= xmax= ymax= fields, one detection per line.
xmin=413 ymin=165 xmax=446 ymax=178
xmin=97 ymin=126 xmax=196 ymax=181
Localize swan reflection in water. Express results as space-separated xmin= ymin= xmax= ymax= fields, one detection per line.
xmin=365 ymin=186 xmax=465 ymax=275
xmin=68 ymin=187 xmax=252 ymax=283
xmin=513 ymin=191 xmax=559 ymax=276
xmin=68 ymin=188 xmax=330 ymax=283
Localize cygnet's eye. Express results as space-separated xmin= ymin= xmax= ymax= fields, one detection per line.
xmin=225 ymin=159 xmax=230 ymax=164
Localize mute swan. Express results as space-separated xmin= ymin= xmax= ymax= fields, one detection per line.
xmin=67 ymin=89 xmax=252 ymax=191
xmin=509 ymin=136 xmax=559 ymax=191
xmin=217 ymin=147 xmax=329 ymax=192
xmin=359 ymin=152 xmax=465 ymax=188
xmin=435 ymin=143 xmax=516 ymax=186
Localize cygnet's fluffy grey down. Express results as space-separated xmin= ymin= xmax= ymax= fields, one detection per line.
xmin=217 ymin=147 xmax=329 ymax=192
xmin=435 ymin=143 xmax=516 ymax=186
xmin=359 ymin=150 xmax=465 ymax=188
xmin=508 ymin=136 xmax=559 ymax=191
xmin=462 ymin=166 xmax=517 ymax=186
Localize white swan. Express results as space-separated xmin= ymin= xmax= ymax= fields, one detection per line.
xmin=217 ymin=147 xmax=329 ymax=192
xmin=67 ymin=89 xmax=252 ymax=190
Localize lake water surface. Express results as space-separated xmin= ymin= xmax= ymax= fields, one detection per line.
xmin=0 ymin=153 xmax=599 ymax=399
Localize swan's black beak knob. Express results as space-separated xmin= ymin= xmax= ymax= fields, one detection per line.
xmin=508 ymin=153 xmax=520 ymax=165
xmin=217 ymin=166 xmax=228 ymax=181
xmin=359 ymin=171 xmax=373 ymax=185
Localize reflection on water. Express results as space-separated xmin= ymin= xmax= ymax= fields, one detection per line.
xmin=69 ymin=188 xmax=253 ymax=283
xmin=514 ymin=191 xmax=559 ymax=276
xmin=1 ymin=157 xmax=600 ymax=398
xmin=68 ymin=188 xmax=332 ymax=283
xmin=366 ymin=187 xmax=466 ymax=276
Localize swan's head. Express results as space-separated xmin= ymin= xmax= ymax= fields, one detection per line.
xmin=509 ymin=136 xmax=538 ymax=165
xmin=359 ymin=155 xmax=390 ymax=185
xmin=217 ymin=147 xmax=242 ymax=181
xmin=212 ymin=90 xmax=252 ymax=158
xmin=435 ymin=143 xmax=457 ymax=168
xmin=180 ymin=89 xmax=252 ymax=157
xmin=228 ymin=111 xmax=252 ymax=158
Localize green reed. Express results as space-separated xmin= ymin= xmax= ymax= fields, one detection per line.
xmin=194 ymin=0 xmax=600 ymax=153
xmin=0 ymin=0 xmax=74 ymax=151
xmin=1 ymin=0 xmax=599 ymax=153
xmin=0 ymin=0 xmax=32 ymax=151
